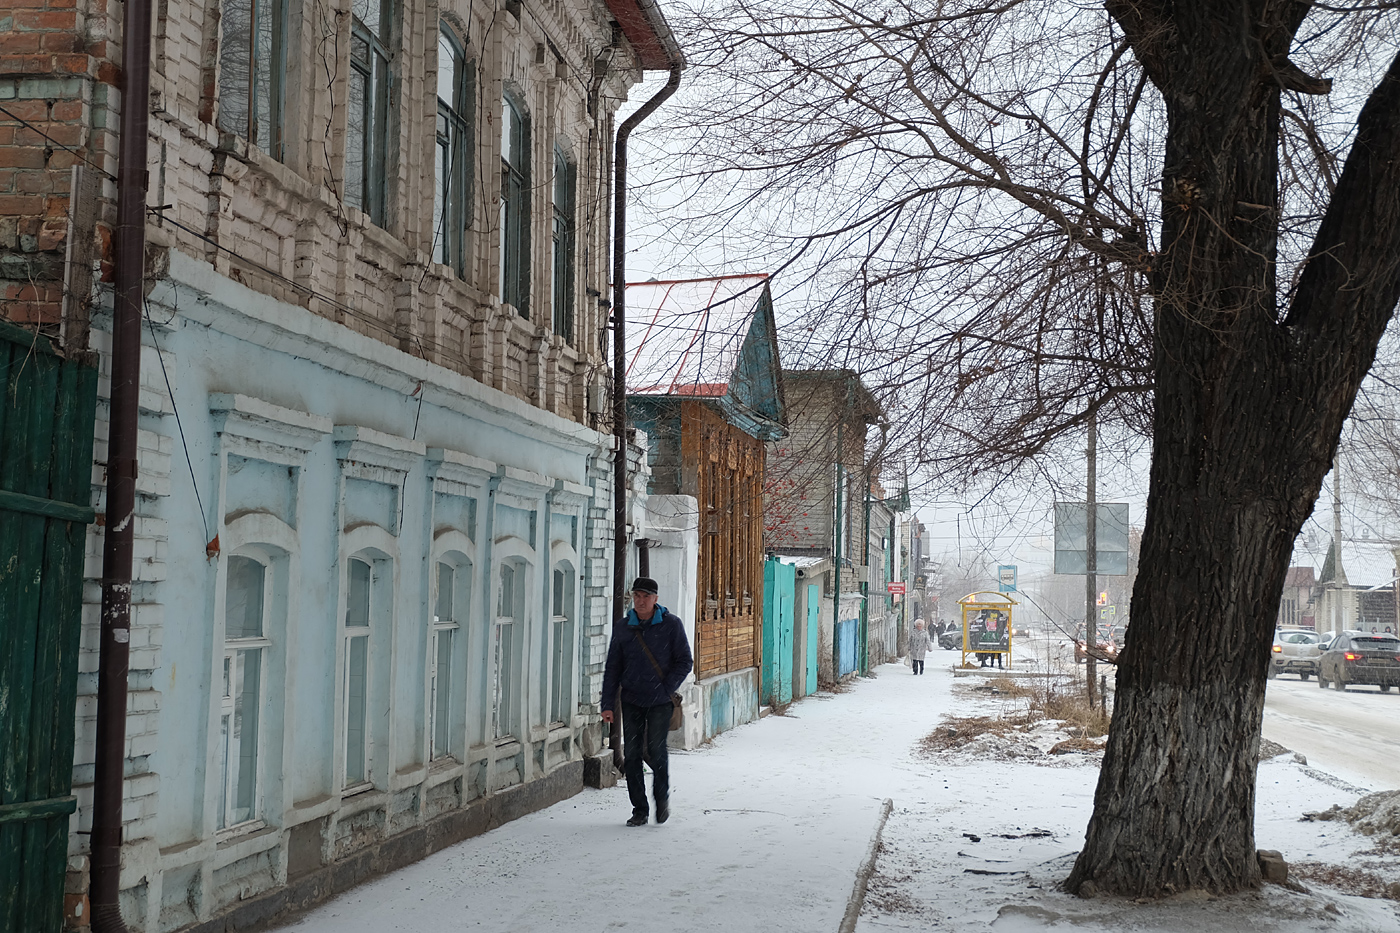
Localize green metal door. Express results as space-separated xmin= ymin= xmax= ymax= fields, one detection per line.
xmin=0 ymin=320 xmax=98 ymax=933
xmin=805 ymin=584 xmax=819 ymax=697
xmin=777 ymin=591 xmax=793 ymax=705
xmin=761 ymin=559 xmax=796 ymax=706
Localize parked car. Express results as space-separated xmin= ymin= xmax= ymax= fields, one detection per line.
xmin=1316 ymin=633 xmax=1400 ymax=692
xmin=1268 ymin=628 xmax=1322 ymax=680
xmin=938 ymin=624 xmax=962 ymax=650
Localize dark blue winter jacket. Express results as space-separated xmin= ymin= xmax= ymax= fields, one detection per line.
xmin=600 ymin=606 xmax=693 ymax=713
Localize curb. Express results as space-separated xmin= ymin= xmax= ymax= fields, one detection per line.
xmin=838 ymin=797 xmax=893 ymax=933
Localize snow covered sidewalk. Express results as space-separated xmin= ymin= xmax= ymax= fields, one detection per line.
xmin=279 ymin=662 xmax=1400 ymax=933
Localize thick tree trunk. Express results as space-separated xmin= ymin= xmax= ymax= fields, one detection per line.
xmin=1068 ymin=4 xmax=1400 ymax=897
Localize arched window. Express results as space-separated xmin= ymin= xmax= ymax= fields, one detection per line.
xmin=429 ymin=556 xmax=469 ymax=759
xmin=433 ymin=24 xmax=474 ymax=274
xmin=343 ymin=554 xmax=389 ymax=788
xmin=548 ymin=562 xmax=576 ymax=724
xmin=220 ymin=554 xmax=272 ymax=829
xmin=493 ymin=560 xmax=525 ymax=739
xmin=499 ymin=93 xmax=530 ymax=315
xmin=551 ymin=145 xmax=575 ymax=341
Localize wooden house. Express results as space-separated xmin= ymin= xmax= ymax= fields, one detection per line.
xmin=625 ymin=276 xmax=787 ymax=690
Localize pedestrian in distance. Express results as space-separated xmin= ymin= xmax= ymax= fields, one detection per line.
xmin=600 ymin=577 xmax=693 ymax=827
xmin=908 ymin=619 xmax=931 ymax=675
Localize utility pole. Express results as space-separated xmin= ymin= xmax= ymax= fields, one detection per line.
xmin=1085 ymin=409 xmax=1099 ymax=710
xmin=1331 ymin=465 xmax=1344 ymax=636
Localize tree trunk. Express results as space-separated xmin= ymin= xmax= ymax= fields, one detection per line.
xmin=1068 ymin=4 xmax=1400 ymax=897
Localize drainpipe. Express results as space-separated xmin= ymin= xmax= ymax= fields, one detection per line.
xmin=833 ymin=432 xmax=843 ymax=679
xmin=860 ymin=423 xmax=890 ymax=674
xmin=92 ymin=0 xmax=153 ymax=923
xmin=611 ymin=54 xmax=683 ymax=766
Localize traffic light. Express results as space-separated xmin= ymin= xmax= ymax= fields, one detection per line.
xmin=1096 ymin=591 xmax=1109 ymax=606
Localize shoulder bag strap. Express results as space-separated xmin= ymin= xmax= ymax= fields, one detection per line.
xmin=633 ymin=626 xmax=668 ymax=683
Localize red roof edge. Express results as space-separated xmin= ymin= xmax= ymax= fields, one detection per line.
xmin=604 ymin=0 xmax=677 ymax=70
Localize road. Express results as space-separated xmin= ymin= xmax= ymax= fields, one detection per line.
xmin=1263 ymin=675 xmax=1400 ymax=791
xmin=1013 ymin=634 xmax=1396 ymax=792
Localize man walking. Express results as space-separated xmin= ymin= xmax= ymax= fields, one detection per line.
xmin=600 ymin=577 xmax=693 ymax=826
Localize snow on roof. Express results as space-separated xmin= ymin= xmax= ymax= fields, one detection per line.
xmin=624 ymin=275 xmax=769 ymax=397
xmin=1340 ymin=539 xmax=1399 ymax=588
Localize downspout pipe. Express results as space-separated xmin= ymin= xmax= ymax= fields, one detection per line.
xmin=860 ymin=423 xmax=890 ymax=674
xmin=611 ymin=59 xmax=683 ymax=766
xmin=92 ymin=0 xmax=153 ymax=923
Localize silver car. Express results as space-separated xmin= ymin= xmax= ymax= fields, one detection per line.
xmin=1268 ymin=628 xmax=1322 ymax=680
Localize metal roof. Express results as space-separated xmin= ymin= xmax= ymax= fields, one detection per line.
xmin=1340 ymin=540 xmax=1399 ymax=588
xmin=625 ymin=275 xmax=770 ymax=397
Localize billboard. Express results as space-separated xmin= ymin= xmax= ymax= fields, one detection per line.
xmin=1053 ymin=502 xmax=1130 ymax=576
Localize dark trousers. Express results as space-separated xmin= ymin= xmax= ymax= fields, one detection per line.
xmin=912 ymin=659 xmax=924 ymax=674
xmin=621 ymin=699 xmax=672 ymax=816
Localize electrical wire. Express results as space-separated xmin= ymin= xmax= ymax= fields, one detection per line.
xmin=0 ymin=102 xmax=116 ymax=183
xmin=142 ymin=292 xmax=213 ymax=552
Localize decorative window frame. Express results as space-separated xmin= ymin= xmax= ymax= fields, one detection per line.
xmin=332 ymin=426 xmax=422 ymax=795
xmin=482 ymin=466 xmax=549 ymax=758
xmin=424 ymin=448 xmax=495 ymax=763
xmin=204 ymin=394 xmax=327 ymax=841
xmin=543 ymin=479 xmax=590 ymax=729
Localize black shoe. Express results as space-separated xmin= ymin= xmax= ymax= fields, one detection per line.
xmin=626 ymin=813 xmax=648 ymax=827
xmin=656 ymin=801 xmax=670 ymax=824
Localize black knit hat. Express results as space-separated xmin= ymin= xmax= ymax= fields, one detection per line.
xmin=631 ymin=576 xmax=659 ymax=595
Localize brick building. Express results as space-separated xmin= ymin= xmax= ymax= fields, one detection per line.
xmin=763 ymin=369 xmax=899 ymax=684
xmin=1 ymin=0 xmax=679 ymax=927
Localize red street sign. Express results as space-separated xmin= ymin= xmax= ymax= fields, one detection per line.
xmin=887 ymin=582 xmax=907 ymax=595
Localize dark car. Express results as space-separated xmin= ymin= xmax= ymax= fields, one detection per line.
xmin=938 ymin=625 xmax=961 ymax=650
xmin=1317 ymin=633 xmax=1400 ymax=692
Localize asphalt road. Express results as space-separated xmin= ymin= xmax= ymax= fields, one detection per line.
xmin=1262 ymin=674 xmax=1400 ymax=791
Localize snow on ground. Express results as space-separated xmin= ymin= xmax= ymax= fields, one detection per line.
xmin=280 ymin=661 xmax=1399 ymax=933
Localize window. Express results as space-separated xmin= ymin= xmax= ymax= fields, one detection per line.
xmin=494 ymin=562 xmax=523 ymax=739
xmin=347 ymin=0 xmax=395 ymax=225
xmin=218 ymin=0 xmax=287 ymax=159
xmin=549 ymin=565 xmax=575 ymax=724
xmin=429 ymin=560 xmax=463 ymax=760
xmin=220 ymin=555 xmax=271 ymax=829
xmin=344 ymin=557 xmax=374 ymax=787
xmin=433 ymin=25 xmax=474 ymax=274
xmin=550 ymin=146 xmax=575 ymax=340
xmin=499 ymin=94 xmax=530 ymax=314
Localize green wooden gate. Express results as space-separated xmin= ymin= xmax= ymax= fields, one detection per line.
xmin=0 ymin=320 xmax=98 ymax=933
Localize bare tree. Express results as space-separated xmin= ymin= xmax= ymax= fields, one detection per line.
xmin=633 ymin=0 xmax=1400 ymax=897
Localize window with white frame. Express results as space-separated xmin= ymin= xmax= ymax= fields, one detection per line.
xmin=493 ymin=561 xmax=524 ymax=740
xmin=347 ymin=0 xmax=395 ymax=225
xmin=550 ymin=146 xmax=575 ymax=341
xmin=433 ymin=24 xmax=473 ymax=274
xmin=430 ymin=558 xmax=467 ymax=760
xmin=549 ymin=564 xmax=575 ymax=724
xmin=499 ymin=93 xmax=530 ymax=315
xmin=217 ymin=0 xmax=288 ymax=159
xmin=220 ymin=555 xmax=271 ymax=829
xmin=343 ymin=556 xmax=377 ymax=787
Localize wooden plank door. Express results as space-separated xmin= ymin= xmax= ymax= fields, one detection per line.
xmin=0 ymin=320 xmax=98 ymax=932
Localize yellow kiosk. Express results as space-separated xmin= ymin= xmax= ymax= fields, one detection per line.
xmin=958 ymin=591 xmax=1018 ymax=668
